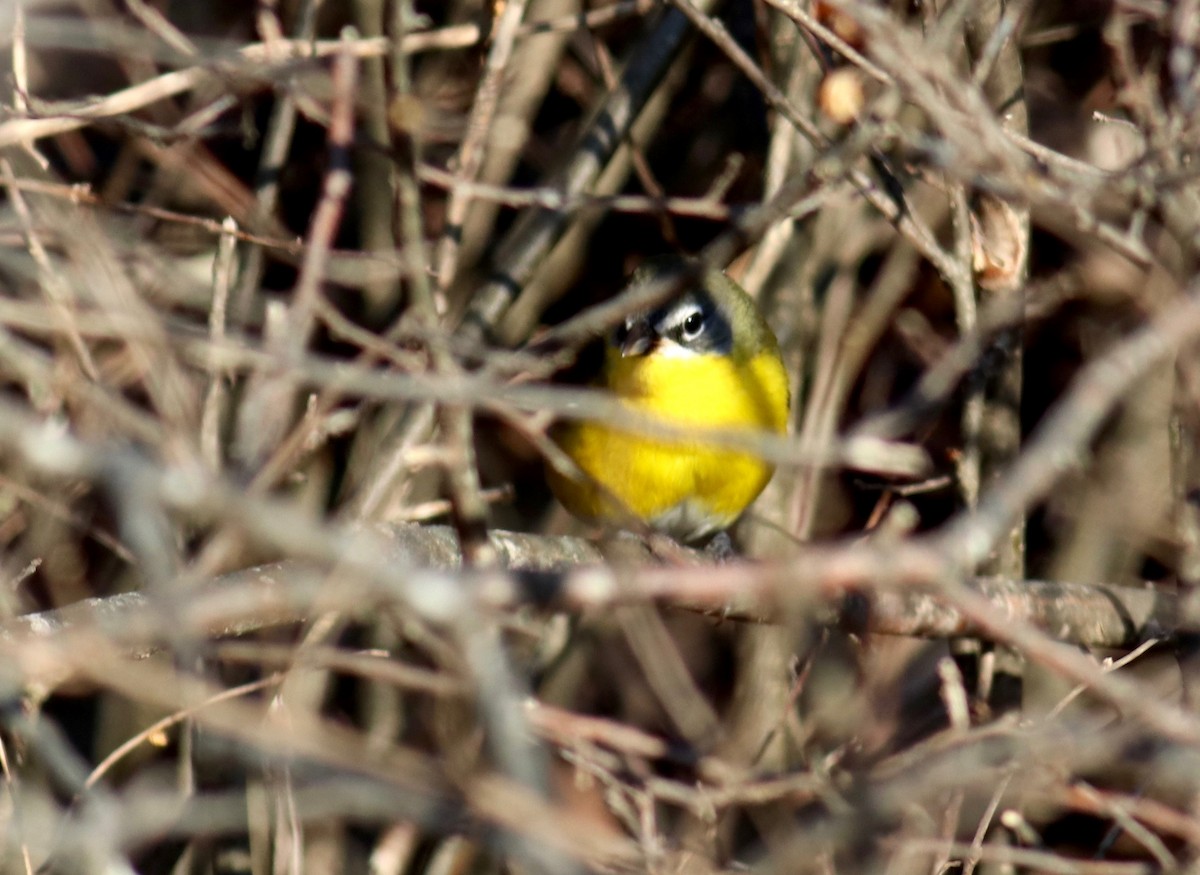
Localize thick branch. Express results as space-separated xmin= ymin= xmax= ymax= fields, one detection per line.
xmin=5 ymin=523 xmax=1188 ymax=655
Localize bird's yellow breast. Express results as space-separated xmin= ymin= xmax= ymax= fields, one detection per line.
xmin=549 ymin=348 xmax=790 ymax=540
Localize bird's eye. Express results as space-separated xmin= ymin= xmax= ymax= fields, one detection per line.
xmin=682 ymin=312 xmax=705 ymax=339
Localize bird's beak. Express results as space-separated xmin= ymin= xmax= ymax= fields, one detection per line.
xmin=619 ymin=317 xmax=654 ymax=357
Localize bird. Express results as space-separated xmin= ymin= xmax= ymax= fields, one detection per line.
xmin=547 ymin=256 xmax=790 ymax=543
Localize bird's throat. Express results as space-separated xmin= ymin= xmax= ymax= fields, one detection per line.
xmin=605 ymin=349 xmax=789 ymax=434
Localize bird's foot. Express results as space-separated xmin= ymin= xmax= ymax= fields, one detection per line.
xmin=703 ymin=530 xmax=737 ymax=564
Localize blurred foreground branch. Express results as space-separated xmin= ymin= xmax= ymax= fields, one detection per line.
xmin=5 ymin=522 xmax=1190 ymax=655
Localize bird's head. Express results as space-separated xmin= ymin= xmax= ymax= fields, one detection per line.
xmin=610 ymin=256 xmax=777 ymax=363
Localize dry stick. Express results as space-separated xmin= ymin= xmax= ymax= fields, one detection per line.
xmin=223 ymin=0 xmax=316 ymax=485
xmin=2 ymin=160 xmax=196 ymax=440
xmin=918 ymin=287 xmax=1200 ymax=748
xmin=249 ymin=36 xmax=363 ymax=873
xmin=1 ymin=529 xmax=1199 ymax=760
xmin=0 ymin=176 xmax=301 ymax=250
xmin=773 ymin=0 xmax=1154 ymax=269
xmin=949 ymin=185 xmax=981 ymax=498
xmin=230 ymin=26 xmax=358 ymax=478
xmin=790 ymin=270 xmax=857 ymax=538
xmin=740 ymin=33 xmax=811 ymax=295
xmin=758 ymin=716 xmax=1163 ymax=872
xmin=1167 ymin=0 xmax=1200 ymax=768
xmin=388 ymin=12 xmax=568 ymax=875
xmin=849 ymin=275 xmax=1072 ymax=442
xmin=793 ymin=242 xmax=924 ymax=537
xmin=767 ymin=0 xmax=888 ymax=83
xmin=14 ymin=8 xmax=644 ymax=74
xmin=778 ymin=0 xmax=1056 ymax=213
xmin=0 ymin=287 xmax=1180 ymax=612
xmin=959 ymin=768 xmax=1012 ymax=875
xmin=352 ymin=1 xmax=718 ymax=522
xmin=7 ymin=522 xmax=1200 ymax=819
xmin=401 ymin=0 xmax=651 ymax=53
xmin=1169 ymin=0 xmax=1200 ymax=117
xmin=0 ymin=319 xmax=165 ymax=444
xmin=0 ymin=526 xmax=1189 ymax=653
xmin=367 ymin=3 xmax=926 ymax=547
xmin=934 ymin=288 xmax=1200 ymax=578
xmin=588 ymin=22 xmax=680 ymax=246
xmin=82 ymin=675 xmax=283 ymax=793
xmin=125 ymin=0 xmax=199 ymax=58
xmin=890 ymin=838 xmax=1152 ymax=875
xmin=0 ymin=501 xmax=34 ymax=875
xmin=230 ymin=1 xmax=313 ymax=322
xmin=46 ymin=286 xmax=374 ymax=502
xmin=703 ymin=22 xmax=821 ymax=836
xmin=460 ymin=0 xmax=719 ymax=340
xmin=0 ymin=295 xmax=926 ymax=474
xmin=616 ymin=602 xmax=724 ymax=750
xmin=350 ymin=0 xmax=400 ymax=320
xmin=345 ymin=0 xmax=439 ymax=524
xmin=81 ymin=296 xmax=1200 ymax=719
xmin=9 ymin=3 xmax=46 ymax=174
xmin=222 ymin=180 xmax=422 ymax=521
xmin=434 ymin=0 xmax=530 ymax=290
xmin=1059 ymin=784 xmax=1200 ymax=854
xmin=383 ymin=6 xmax=491 ymax=560
xmin=200 ymin=217 xmax=237 ymax=473
xmin=517 ymin=184 xmax=840 ymax=371
xmin=0 ymin=66 xmax=210 ymax=148
xmin=419 ymin=164 xmax=738 ymax=218
xmin=670 ymin=0 xmax=817 ymax=145
xmin=0 ymin=158 xmax=99 ymax=381
xmin=140 ymin=22 xmax=437 ymax=525
xmin=0 ymin=473 xmax=133 ymax=564
xmin=458 ymin=0 xmax=609 ymax=307
xmin=1 ymin=0 xmax=1140 ymax=261
xmin=3 ymin=266 xmax=1200 ymax=746
xmin=285 ymin=29 xmax=359 ymax=355
xmin=212 ymin=640 xmax=466 ymax=697
xmin=1119 ymin=9 xmax=1200 ymax=267
xmin=1070 ymin=782 xmax=1180 ymax=869
xmin=672 ymin=0 xmax=967 ymax=288
xmin=0 ymin=284 xmax=922 ymax=472
xmin=415 ymin=346 xmax=552 ymax=871
xmin=57 ymin=199 xmax=198 ymax=437
xmin=0 ymin=721 xmax=34 ymax=875
xmin=214 ymin=20 xmax=300 ymax=859
xmin=24 ymin=634 xmax=642 ymax=872
xmin=951 ymin=0 xmax=1032 ymax=712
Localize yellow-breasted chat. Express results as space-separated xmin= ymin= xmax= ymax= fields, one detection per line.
xmin=548 ymin=256 xmax=790 ymax=542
